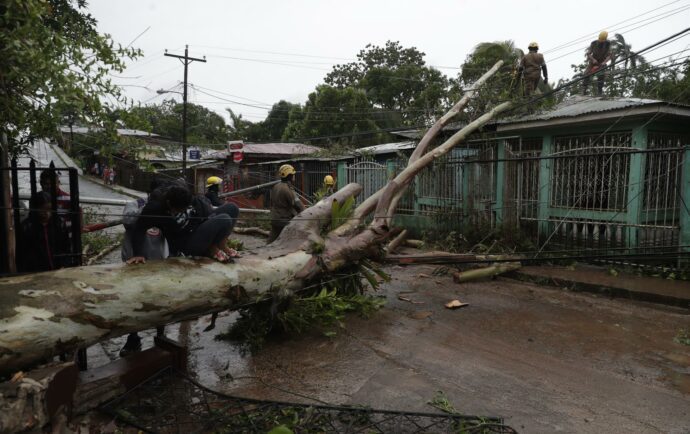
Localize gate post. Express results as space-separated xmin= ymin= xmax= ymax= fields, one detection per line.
xmin=626 ymin=126 xmax=647 ymax=249
xmin=679 ymin=145 xmax=690 ymax=264
xmin=494 ymin=140 xmax=506 ymax=226
xmin=537 ymin=135 xmax=553 ymax=238
xmin=337 ymin=161 xmax=347 ymax=190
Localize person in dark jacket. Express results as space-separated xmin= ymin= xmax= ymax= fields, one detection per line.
xmin=582 ymin=31 xmax=612 ymax=96
xmin=127 ymin=184 xmax=240 ymax=264
xmin=518 ymin=42 xmax=548 ymax=96
xmin=205 ymin=176 xmax=224 ymax=207
xmin=268 ymin=164 xmax=305 ymax=243
xmin=17 ymin=192 xmax=69 ymax=272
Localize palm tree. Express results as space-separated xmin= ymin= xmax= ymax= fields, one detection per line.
xmin=610 ymin=33 xmax=648 ymax=96
xmin=460 ymin=40 xmax=524 ymax=85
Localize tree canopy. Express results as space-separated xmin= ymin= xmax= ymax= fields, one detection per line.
xmin=1 ymin=0 xmax=140 ymax=151
xmin=325 ymin=41 xmax=450 ymax=126
xmin=129 ymin=99 xmax=230 ymax=144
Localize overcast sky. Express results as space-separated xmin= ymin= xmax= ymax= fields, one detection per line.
xmin=89 ymin=0 xmax=690 ymax=124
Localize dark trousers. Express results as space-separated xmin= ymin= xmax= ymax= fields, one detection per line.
xmin=268 ymin=221 xmax=288 ymax=243
xmin=582 ymin=67 xmax=606 ymax=96
xmin=524 ymin=74 xmax=540 ymax=96
xmin=184 ymin=204 xmax=239 ymax=256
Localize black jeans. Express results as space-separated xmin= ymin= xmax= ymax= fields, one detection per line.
xmin=184 ymin=203 xmax=239 ymax=256
xmin=582 ymin=67 xmax=606 ymax=96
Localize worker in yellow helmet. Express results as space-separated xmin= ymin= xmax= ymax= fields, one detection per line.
xmin=323 ymin=175 xmax=336 ymax=196
xmin=268 ymin=164 xmax=304 ymax=242
xmin=518 ymin=42 xmax=548 ymax=96
xmin=583 ymin=31 xmax=612 ymax=96
xmin=205 ymin=175 xmax=224 ymax=206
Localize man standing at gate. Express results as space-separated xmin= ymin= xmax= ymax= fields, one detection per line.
xmin=582 ymin=31 xmax=612 ymax=96
xmin=518 ymin=42 xmax=548 ymax=96
xmin=268 ymin=164 xmax=304 ymax=243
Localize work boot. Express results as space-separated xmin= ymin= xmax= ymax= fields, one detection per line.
xmin=119 ymin=333 xmax=142 ymax=357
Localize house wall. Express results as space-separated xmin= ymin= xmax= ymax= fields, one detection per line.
xmin=337 ymin=118 xmax=690 ymax=266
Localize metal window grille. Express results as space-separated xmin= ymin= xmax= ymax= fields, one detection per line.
xmin=550 ymin=132 xmax=632 ymax=211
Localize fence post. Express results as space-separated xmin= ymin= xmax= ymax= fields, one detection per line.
xmin=337 ymin=161 xmax=347 ymax=190
xmin=494 ymin=140 xmax=506 ymax=226
xmin=679 ymin=145 xmax=690 ymax=264
xmin=626 ymin=126 xmax=647 ymax=248
xmin=537 ymin=135 xmax=553 ymax=238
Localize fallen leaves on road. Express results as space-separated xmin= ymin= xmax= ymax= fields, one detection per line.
xmin=417 ymin=273 xmax=432 ymax=279
xmin=410 ymin=311 xmax=433 ymax=320
xmin=444 ymin=300 xmax=469 ymax=309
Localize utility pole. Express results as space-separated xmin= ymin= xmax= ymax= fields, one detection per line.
xmin=164 ymin=45 xmax=206 ymax=178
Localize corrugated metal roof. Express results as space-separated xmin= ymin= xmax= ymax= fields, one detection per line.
xmin=356 ymin=141 xmax=417 ymax=155
xmin=60 ymin=126 xmax=159 ymax=137
xmin=206 ymin=142 xmax=321 ymax=159
xmin=242 ymin=143 xmax=321 ymax=155
xmin=500 ymin=95 xmax=665 ymax=123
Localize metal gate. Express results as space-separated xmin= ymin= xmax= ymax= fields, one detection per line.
xmin=346 ymin=161 xmax=388 ymax=205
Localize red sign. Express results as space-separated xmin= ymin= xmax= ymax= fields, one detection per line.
xmin=232 ymin=151 xmax=243 ymax=163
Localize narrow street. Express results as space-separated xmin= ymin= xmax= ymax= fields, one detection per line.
xmin=173 ymin=258 xmax=690 ymax=434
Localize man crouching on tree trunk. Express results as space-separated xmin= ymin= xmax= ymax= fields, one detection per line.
xmin=268 ymin=164 xmax=304 ymax=243
xmin=127 ymin=184 xmax=240 ymax=264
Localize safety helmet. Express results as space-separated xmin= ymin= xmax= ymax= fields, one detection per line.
xmin=598 ymin=31 xmax=608 ymax=41
xmin=279 ymin=164 xmax=296 ymax=178
xmin=324 ymin=175 xmax=335 ymax=186
xmin=528 ymin=41 xmax=539 ymax=50
xmin=206 ymin=176 xmax=222 ymax=187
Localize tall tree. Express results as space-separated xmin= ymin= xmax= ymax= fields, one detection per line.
xmin=325 ymin=41 xmax=450 ymax=125
xmin=129 ymin=100 xmax=230 ymax=144
xmin=1 ymin=0 xmax=140 ymax=151
xmin=283 ymin=85 xmax=383 ymax=147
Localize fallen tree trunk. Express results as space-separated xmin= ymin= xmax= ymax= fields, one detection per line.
xmin=452 ymin=262 xmax=522 ymax=283
xmin=0 ymin=62 xmax=508 ymax=376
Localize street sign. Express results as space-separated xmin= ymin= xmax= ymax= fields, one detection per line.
xmin=189 ymin=149 xmax=201 ymax=160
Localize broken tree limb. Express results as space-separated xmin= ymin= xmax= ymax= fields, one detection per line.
xmin=404 ymin=239 xmax=425 ymax=249
xmin=386 ymin=229 xmax=408 ymax=254
xmin=384 ymin=253 xmax=521 ymax=265
xmin=452 ymin=262 xmax=522 ymax=283
xmin=0 ymin=362 xmax=77 ymax=433
xmin=233 ymin=227 xmax=270 ymax=238
xmin=332 ymin=60 xmax=505 ymax=237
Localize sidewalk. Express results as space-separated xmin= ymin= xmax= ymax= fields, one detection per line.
xmin=512 ymin=264 xmax=690 ymax=308
xmin=82 ymin=174 xmax=146 ymax=200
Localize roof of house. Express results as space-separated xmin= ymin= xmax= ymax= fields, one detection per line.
xmin=208 ymin=142 xmax=322 ymax=159
xmin=355 ymin=141 xmax=417 ymax=155
xmin=496 ymin=96 xmax=690 ymax=132
xmin=60 ymin=126 xmax=159 ymax=137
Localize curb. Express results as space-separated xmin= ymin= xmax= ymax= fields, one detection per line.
xmin=509 ymin=270 xmax=690 ymax=310
xmin=49 ymin=143 xmax=83 ymax=175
